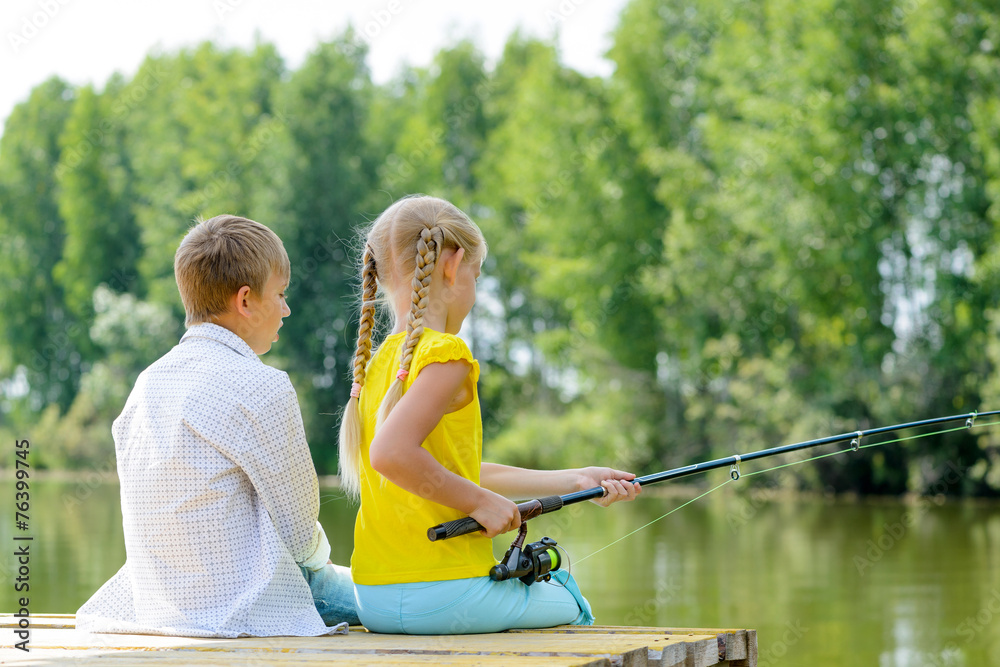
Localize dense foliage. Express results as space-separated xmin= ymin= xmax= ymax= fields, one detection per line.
xmin=2 ymin=0 xmax=999 ymax=494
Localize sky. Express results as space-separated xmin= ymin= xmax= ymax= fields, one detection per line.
xmin=0 ymin=0 xmax=630 ymax=129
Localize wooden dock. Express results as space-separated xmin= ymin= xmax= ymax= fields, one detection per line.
xmin=1 ymin=614 xmax=757 ymax=666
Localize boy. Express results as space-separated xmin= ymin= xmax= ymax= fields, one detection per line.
xmin=77 ymin=214 xmax=358 ymax=637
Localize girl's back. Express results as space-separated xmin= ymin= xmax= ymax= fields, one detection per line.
xmin=351 ymin=328 xmax=493 ymax=586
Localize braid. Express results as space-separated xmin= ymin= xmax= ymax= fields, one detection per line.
xmin=400 ymin=227 xmax=442 ymax=375
xmin=376 ymin=225 xmax=443 ymax=428
xmin=338 ymin=244 xmax=379 ymax=502
xmin=352 ymin=245 xmax=378 ymax=388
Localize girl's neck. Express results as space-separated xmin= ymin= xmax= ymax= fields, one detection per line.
xmin=390 ymin=292 xmax=457 ymax=335
xmin=388 ymin=247 xmax=470 ymax=336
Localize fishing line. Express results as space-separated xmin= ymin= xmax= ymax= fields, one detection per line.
xmin=573 ymin=418 xmax=1000 ymax=565
xmin=575 ymin=478 xmax=735 ymax=564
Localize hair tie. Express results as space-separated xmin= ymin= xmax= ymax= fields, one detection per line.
xmin=396 ymin=369 xmax=409 ymax=381
xmin=350 ymin=382 xmax=362 ymax=398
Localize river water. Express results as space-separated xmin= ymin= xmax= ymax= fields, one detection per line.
xmin=2 ymin=478 xmax=998 ymax=665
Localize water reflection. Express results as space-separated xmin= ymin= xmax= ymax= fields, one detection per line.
xmin=2 ymin=479 xmax=998 ymax=664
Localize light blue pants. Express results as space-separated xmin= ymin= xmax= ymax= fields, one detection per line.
xmin=354 ymin=569 xmax=594 ymax=634
xmin=300 ymin=563 xmax=361 ymax=626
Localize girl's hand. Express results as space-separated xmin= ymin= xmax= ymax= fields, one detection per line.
xmin=469 ymin=488 xmax=522 ymax=538
xmin=575 ymin=467 xmax=642 ymax=507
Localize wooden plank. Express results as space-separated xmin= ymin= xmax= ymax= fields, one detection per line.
xmin=2 ymin=648 xmax=610 ymax=666
xmin=658 ymin=640 xmax=689 ymax=667
xmin=510 ymin=626 xmax=751 ymax=636
xmin=514 ymin=625 xmax=751 ymax=667
xmin=717 ymin=631 xmax=748 ymax=660
xmin=726 ymin=629 xmax=757 ymax=667
xmin=4 ymin=618 xmax=644 ymax=632
xmin=6 ymin=616 xmax=755 ymax=640
xmin=682 ymin=636 xmax=717 ymax=667
xmin=0 ymin=615 xmax=76 ymax=630
xmin=6 ymin=627 xmax=673 ymax=657
xmin=0 ymin=615 xmax=755 ymax=667
xmin=565 ymin=627 xmax=751 ymax=667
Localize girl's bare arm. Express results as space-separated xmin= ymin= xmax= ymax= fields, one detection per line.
xmin=368 ymin=360 xmax=521 ymax=537
xmin=480 ymin=463 xmax=641 ymax=507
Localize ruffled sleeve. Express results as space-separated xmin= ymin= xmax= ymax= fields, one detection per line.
xmin=411 ymin=332 xmax=480 ymax=384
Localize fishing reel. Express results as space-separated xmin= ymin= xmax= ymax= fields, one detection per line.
xmin=489 ymin=523 xmax=562 ymax=586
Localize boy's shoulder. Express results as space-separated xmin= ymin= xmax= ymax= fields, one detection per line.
xmin=142 ymin=323 xmax=294 ymax=404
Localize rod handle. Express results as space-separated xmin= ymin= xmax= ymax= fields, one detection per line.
xmin=427 ymin=516 xmax=482 ymax=541
xmin=427 ymin=495 xmax=564 ymax=542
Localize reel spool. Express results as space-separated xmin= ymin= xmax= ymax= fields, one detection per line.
xmin=489 ymin=523 xmax=562 ymax=586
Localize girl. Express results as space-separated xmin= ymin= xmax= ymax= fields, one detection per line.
xmin=339 ymin=195 xmax=640 ymax=634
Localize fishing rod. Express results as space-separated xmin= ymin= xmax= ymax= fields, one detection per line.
xmin=428 ymin=410 xmax=998 ymax=546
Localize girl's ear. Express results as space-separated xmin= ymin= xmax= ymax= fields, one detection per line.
xmin=441 ymin=247 xmax=465 ymax=286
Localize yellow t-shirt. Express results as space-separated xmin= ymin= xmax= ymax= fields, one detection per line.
xmin=350 ymin=328 xmax=497 ymax=585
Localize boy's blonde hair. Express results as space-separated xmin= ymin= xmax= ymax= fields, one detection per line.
xmin=338 ymin=196 xmax=487 ymax=501
xmin=174 ymin=214 xmax=290 ymax=327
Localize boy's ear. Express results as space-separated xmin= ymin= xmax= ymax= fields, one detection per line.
xmin=441 ymin=247 xmax=465 ymax=286
xmin=233 ymin=285 xmax=254 ymax=318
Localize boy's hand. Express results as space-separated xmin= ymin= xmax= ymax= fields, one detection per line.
xmin=470 ymin=489 xmax=522 ymax=538
xmin=575 ymin=466 xmax=642 ymax=507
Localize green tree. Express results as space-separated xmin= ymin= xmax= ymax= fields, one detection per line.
xmin=124 ymin=41 xmax=287 ymax=310
xmin=473 ymin=36 xmax=665 ymax=468
xmin=0 ymin=77 xmax=78 ymax=410
xmin=55 ymin=79 xmax=143 ymax=320
xmin=607 ymin=0 xmax=1000 ymax=492
xmin=274 ymin=33 xmax=377 ymax=468
xmin=377 ymin=40 xmax=491 ymax=201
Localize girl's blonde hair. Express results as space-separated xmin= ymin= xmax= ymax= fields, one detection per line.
xmin=338 ymin=196 xmax=487 ymax=501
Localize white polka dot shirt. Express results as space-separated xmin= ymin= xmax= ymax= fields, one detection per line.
xmin=77 ymin=323 xmax=337 ymax=637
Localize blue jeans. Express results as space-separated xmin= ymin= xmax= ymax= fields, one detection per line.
xmin=300 ymin=563 xmax=360 ymax=626
xmin=354 ymin=569 xmax=594 ymax=634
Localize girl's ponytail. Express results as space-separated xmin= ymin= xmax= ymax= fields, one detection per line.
xmin=375 ymin=225 xmax=443 ymax=427
xmin=338 ymin=244 xmax=378 ymax=502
